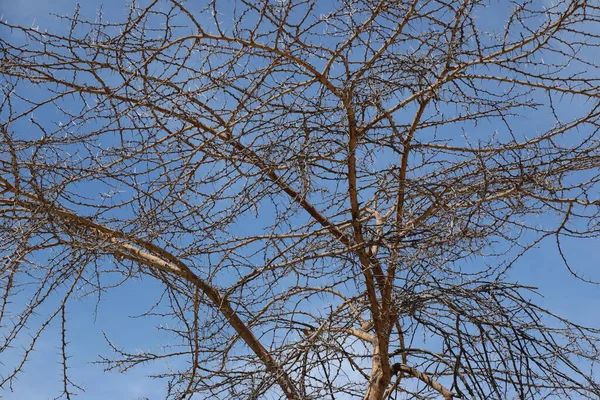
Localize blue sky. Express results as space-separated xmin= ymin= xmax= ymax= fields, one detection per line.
xmin=0 ymin=3 xmax=183 ymax=399
xmin=1 ymin=1 xmax=600 ymax=399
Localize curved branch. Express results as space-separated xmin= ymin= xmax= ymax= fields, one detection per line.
xmin=392 ymin=363 xmax=457 ymax=400
xmin=0 ymin=186 xmax=302 ymax=400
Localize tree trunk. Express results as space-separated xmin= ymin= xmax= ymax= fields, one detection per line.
xmin=365 ymin=342 xmax=391 ymax=400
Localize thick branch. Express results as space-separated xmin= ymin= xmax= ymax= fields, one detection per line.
xmin=392 ymin=363 xmax=456 ymax=400
xmin=0 ymin=187 xmax=301 ymax=400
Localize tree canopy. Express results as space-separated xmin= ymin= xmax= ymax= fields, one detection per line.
xmin=1 ymin=0 xmax=600 ymax=399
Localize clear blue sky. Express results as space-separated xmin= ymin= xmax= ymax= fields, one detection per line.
xmin=1 ymin=1 xmax=599 ymax=399
xmin=1 ymin=2 xmax=185 ymax=398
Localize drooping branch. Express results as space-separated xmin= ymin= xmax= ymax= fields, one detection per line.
xmin=0 ymin=183 xmax=302 ymax=400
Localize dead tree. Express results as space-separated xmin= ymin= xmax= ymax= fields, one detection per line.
xmin=1 ymin=0 xmax=600 ymax=399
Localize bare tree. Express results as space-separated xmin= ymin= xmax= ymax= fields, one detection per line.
xmin=1 ymin=0 xmax=600 ymax=399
